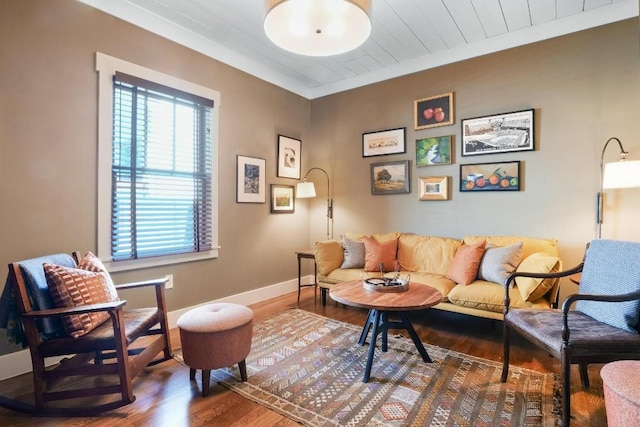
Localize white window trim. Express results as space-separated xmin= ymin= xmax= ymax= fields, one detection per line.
xmin=95 ymin=52 xmax=220 ymax=272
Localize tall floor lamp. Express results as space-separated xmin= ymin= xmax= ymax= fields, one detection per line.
xmin=296 ymin=167 xmax=333 ymax=240
xmin=596 ymin=137 xmax=640 ymax=238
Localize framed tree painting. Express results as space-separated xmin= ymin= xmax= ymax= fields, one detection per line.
xmin=277 ymin=135 xmax=301 ymax=179
xmin=237 ymin=155 xmax=266 ymax=203
xmin=370 ymin=160 xmax=410 ymax=195
xmin=416 ymin=135 xmax=453 ymax=167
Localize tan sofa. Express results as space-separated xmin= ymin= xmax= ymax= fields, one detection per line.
xmin=314 ymin=232 xmax=562 ymax=320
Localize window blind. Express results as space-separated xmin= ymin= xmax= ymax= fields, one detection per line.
xmin=111 ymin=72 xmax=213 ymax=261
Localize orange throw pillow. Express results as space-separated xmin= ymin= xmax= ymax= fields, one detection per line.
xmin=363 ymin=236 xmax=398 ymax=272
xmin=445 ymin=241 xmax=486 ymax=285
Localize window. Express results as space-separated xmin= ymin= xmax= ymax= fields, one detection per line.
xmin=96 ymin=53 xmax=219 ymax=271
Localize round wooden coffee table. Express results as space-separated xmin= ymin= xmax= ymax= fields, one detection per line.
xmin=330 ymin=280 xmax=442 ymax=382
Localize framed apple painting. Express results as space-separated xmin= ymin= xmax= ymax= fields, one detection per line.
xmin=414 ymin=92 xmax=454 ymax=130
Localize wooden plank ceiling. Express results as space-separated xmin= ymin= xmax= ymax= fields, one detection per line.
xmin=80 ymin=0 xmax=637 ymax=98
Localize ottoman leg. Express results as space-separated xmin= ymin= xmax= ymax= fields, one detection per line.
xmin=239 ymin=359 xmax=247 ymax=381
xmin=201 ymin=369 xmax=211 ymax=397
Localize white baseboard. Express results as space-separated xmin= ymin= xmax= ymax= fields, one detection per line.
xmin=0 ymin=276 xmax=307 ymax=381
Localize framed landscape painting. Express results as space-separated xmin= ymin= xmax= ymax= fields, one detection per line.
xmin=419 ymin=176 xmax=449 ymax=200
xmin=460 ymin=161 xmax=521 ymax=192
xmin=371 ymin=160 xmax=410 ymax=195
xmin=237 ymin=155 xmax=266 ymax=203
xmin=362 ymin=127 xmax=406 ymax=157
xmin=461 ymin=109 xmax=534 ymax=156
xmin=270 ymin=184 xmax=295 ymax=213
xmin=416 ymin=136 xmax=452 ymax=167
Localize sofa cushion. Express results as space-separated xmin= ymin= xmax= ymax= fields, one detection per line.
xmin=397 ymin=234 xmax=461 ymax=275
xmin=445 ymin=241 xmax=486 ymax=285
xmin=447 ymin=280 xmax=552 ymax=313
xmin=463 ymin=235 xmax=558 ymax=259
xmin=314 ymin=240 xmax=343 ymax=276
xmin=340 ymin=237 xmax=365 ymax=269
xmin=478 ymin=242 xmax=523 ymax=285
xmin=363 ymin=236 xmax=398 ymax=272
xmin=43 ymin=263 xmax=118 ymax=338
xmin=515 ymin=252 xmax=561 ymax=301
xmin=407 ymin=272 xmax=456 ymax=300
xmin=344 ymin=232 xmax=401 ymax=243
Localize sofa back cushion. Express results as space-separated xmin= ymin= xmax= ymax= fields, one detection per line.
xmin=398 ymin=234 xmax=462 ymax=275
xmin=344 ymin=232 xmax=401 ymax=243
xmin=463 ymin=235 xmax=558 ymax=259
xmin=314 ymin=240 xmax=343 ymax=276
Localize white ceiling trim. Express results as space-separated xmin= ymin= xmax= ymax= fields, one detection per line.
xmin=79 ymin=0 xmax=638 ymax=100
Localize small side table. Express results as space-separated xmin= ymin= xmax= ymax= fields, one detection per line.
xmin=295 ymin=250 xmax=317 ymax=302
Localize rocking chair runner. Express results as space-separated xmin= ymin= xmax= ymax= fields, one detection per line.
xmin=501 ymin=239 xmax=640 ymax=427
xmin=0 ymin=251 xmax=173 ymax=415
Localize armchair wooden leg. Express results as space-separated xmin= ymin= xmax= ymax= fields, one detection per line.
xmin=561 ymin=349 xmax=572 ymax=427
xmin=579 ymin=363 xmax=590 ymax=388
xmin=189 ymin=368 xmax=196 ymax=381
xmin=500 ymin=324 xmax=510 ymax=383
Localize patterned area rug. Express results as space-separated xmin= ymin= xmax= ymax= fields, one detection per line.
xmin=176 ymin=309 xmax=559 ymax=426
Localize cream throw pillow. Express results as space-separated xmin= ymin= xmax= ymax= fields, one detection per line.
xmin=515 ymin=252 xmax=561 ymax=301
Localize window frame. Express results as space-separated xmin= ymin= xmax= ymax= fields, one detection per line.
xmin=96 ymin=52 xmax=220 ymax=272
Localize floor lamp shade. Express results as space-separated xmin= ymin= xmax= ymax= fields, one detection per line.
xmin=603 ymin=160 xmax=640 ymax=189
xmin=296 ymin=181 xmax=317 ymax=198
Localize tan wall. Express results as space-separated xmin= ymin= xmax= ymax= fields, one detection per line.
xmin=309 ymin=19 xmax=640 ymax=303
xmin=0 ymin=0 xmax=311 ymax=339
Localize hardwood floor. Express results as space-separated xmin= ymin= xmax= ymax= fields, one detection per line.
xmin=0 ymin=288 xmax=607 ymax=426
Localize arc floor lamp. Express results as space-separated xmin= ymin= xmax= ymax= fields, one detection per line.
xmin=596 ymin=137 xmax=640 ymax=238
xmin=296 ymin=167 xmax=333 ymax=240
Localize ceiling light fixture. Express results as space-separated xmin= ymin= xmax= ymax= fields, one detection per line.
xmin=264 ymin=0 xmax=372 ymax=57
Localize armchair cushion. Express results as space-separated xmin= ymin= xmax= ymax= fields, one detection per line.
xmin=515 ymin=252 xmax=561 ymax=301
xmin=576 ymin=239 xmax=640 ymax=333
xmin=44 ymin=263 xmax=119 ymax=338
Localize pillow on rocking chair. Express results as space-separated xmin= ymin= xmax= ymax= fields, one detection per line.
xmin=44 ymin=253 xmax=119 ymax=338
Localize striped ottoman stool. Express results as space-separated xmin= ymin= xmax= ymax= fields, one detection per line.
xmin=177 ymin=303 xmax=254 ymax=397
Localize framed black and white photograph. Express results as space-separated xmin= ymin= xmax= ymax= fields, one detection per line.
xmin=370 ymin=160 xmax=410 ymax=195
xmin=414 ymin=92 xmax=454 ymax=130
xmin=277 ymin=135 xmax=301 ymax=179
xmin=461 ymin=109 xmax=534 ymax=156
xmin=362 ymin=127 xmax=406 ymax=157
xmin=419 ymin=176 xmax=450 ymax=200
xmin=237 ymin=155 xmax=266 ymax=203
xmin=270 ymin=184 xmax=295 ymax=213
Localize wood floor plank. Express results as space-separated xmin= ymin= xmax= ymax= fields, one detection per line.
xmin=0 ymin=287 xmax=607 ymax=426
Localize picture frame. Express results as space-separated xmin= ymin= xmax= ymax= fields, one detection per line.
xmin=270 ymin=184 xmax=295 ymax=213
xmin=461 ymin=109 xmax=534 ymax=156
xmin=237 ymin=155 xmax=266 ymax=203
xmin=362 ymin=127 xmax=406 ymax=157
xmin=416 ymin=135 xmax=453 ymax=167
xmin=414 ymin=92 xmax=454 ymax=130
xmin=276 ymin=135 xmax=301 ymax=179
xmin=370 ymin=160 xmax=410 ymax=195
xmin=460 ymin=160 xmax=521 ymax=192
xmin=419 ymin=176 xmax=450 ymax=201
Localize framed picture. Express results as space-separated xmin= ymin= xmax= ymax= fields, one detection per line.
xmin=370 ymin=160 xmax=410 ymax=195
xmin=416 ymin=135 xmax=453 ymax=167
xmin=270 ymin=184 xmax=295 ymax=213
xmin=414 ymin=92 xmax=454 ymax=130
xmin=460 ymin=161 xmax=521 ymax=192
xmin=237 ymin=155 xmax=266 ymax=203
xmin=461 ymin=109 xmax=534 ymax=156
xmin=419 ymin=176 xmax=450 ymax=201
xmin=362 ymin=127 xmax=406 ymax=157
xmin=276 ymin=135 xmax=301 ymax=179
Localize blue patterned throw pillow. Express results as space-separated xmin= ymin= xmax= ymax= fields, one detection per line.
xmin=576 ymin=239 xmax=640 ymax=333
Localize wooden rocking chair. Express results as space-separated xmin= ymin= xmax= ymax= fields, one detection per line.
xmin=0 ymin=251 xmax=173 ymax=415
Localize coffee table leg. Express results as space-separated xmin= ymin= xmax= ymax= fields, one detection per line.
xmin=400 ymin=312 xmax=432 ymax=363
xmin=359 ymin=310 xmax=375 ymax=346
xmin=363 ymin=310 xmax=381 ymax=382
xmin=380 ymin=312 xmax=388 ymax=353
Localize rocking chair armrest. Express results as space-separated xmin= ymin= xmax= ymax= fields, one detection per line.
xmin=21 ymin=300 xmax=127 ymax=319
xmin=114 ymin=277 xmax=168 ymax=291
